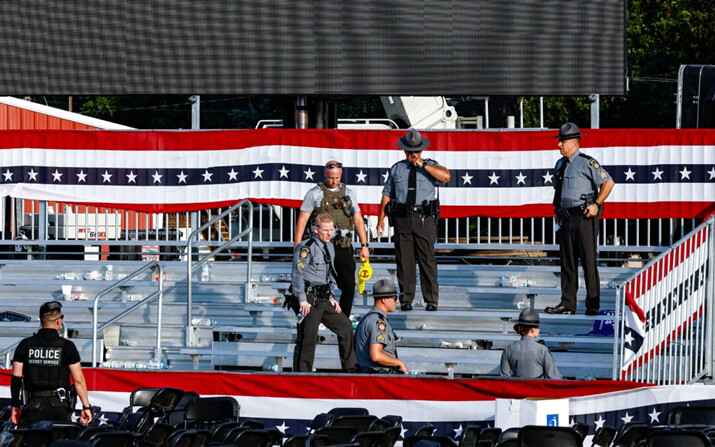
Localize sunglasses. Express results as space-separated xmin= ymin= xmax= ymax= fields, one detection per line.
xmin=325 ymin=162 xmax=343 ymax=169
xmin=52 ymin=314 xmax=65 ymax=322
xmin=381 ymin=296 xmax=399 ymax=301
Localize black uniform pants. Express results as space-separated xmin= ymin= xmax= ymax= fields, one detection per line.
xmin=333 ymin=245 xmax=356 ymax=317
xmin=558 ymin=213 xmax=600 ymax=312
xmin=19 ymin=396 xmax=71 ymax=427
xmin=393 ymin=214 xmax=439 ymax=306
xmin=293 ymin=295 xmax=357 ymax=373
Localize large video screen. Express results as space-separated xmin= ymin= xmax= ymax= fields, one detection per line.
xmin=0 ymin=1 xmax=626 ymax=96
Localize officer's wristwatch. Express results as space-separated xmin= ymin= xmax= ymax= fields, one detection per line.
xmin=83 ymin=405 xmax=92 ymax=410
xmin=361 ymin=243 xmax=369 ymax=248
xmin=594 ymin=202 xmax=602 ymax=210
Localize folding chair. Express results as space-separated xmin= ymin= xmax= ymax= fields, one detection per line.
xmin=643 ymin=429 xmax=710 ymax=447
xmin=350 ymin=431 xmax=385 ymax=447
xmin=458 ymin=425 xmax=481 ymax=447
xmin=183 ymin=396 xmax=240 ymax=431
xmin=517 ymin=425 xmax=582 ymax=447
xmin=328 ymin=408 xmax=370 ymax=417
xmin=590 ymin=425 xmax=617 ymax=447
xmin=315 ymin=426 xmax=360 ymax=445
xmin=611 ymin=423 xmax=656 ymax=447
xmin=332 ymin=415 xmax=379 ymax=433
xmin=666 ymin=405 xmax=715 ymax=427
xmin=403 ymin=436 xmax=458 ymax=447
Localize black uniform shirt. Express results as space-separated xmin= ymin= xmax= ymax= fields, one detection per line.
xmin=13 ymin=328 xmax=81 ymax=392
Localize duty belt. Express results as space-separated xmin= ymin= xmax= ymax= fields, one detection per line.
xmin=394 ymin=203 xmax=429 ymax=215
xmin=29 ymin=388 xmax=68 ymax=400
xmin=306 ymin=284 xmax=331 ymax=300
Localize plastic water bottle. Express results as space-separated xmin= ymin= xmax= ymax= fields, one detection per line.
xmin=103 ymin=265 xmax=114 ymax=281
xmin=263 ymin=364 xmax=279 ymax=372
xmin=82 ymin=271 xmax=101 ymax=280
xmin=200 ymin=264 xmax=210 ymax=282
xmin=56 ymin=272 xmax=77 ymax=280
xmin=296 ymin=312 xmax=306 ymax=325
xmin=147 ymin=358 xmax=166 ymax=369
xmin=411 ymin=369 xmax=426 ymax=375
xmin=191 ymin=318 xmax=216 ymax=326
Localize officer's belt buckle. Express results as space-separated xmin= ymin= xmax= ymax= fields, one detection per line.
xmin=56 ymin=387 xmax=67 ymax=401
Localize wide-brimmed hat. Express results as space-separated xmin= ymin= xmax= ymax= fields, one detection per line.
xmin=370 ymin=279 xmax=404 ymax=299
xmin=397 ymin=128 xmax=431 ymax=152
xmin=554 ymin=122 xmax=586 ymax=140
xmin=509 ymin=308 xmax=540 ymax=326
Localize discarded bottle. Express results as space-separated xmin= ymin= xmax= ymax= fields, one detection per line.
xmin=200 ymin=264 xmax=210 ymax=282
xmin=122 ymin=339 xmax=139 ymax=347
xmin=263 ymin=364 xmax=279 ymax=372
xmin=147 ymin=358 xmax=166 ymax=370
xmin=56 ymin=272 xmax=77 ymax=280
xmin=103 ymin=265 xmax=114 ymax=281
xmin=296 ymin=312 xmax=306 ymax=325
xmin=82 ymin=271 xmax=101 ymax=280
xmin=496 ymin=276 xmax=533 ymax=287
xmin=411 ymin=369 xmax=427 ymax=375
xmin=600 ymin=280 xmax=616 ymax=288
xmin=126 ymin=294 xmax=142 ymax=302
xmin=191 ymin=318 xmax=216 ymax=326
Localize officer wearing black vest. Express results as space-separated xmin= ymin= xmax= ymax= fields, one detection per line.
xmin=11 ymin=301 xmax=92 ymax=426
xmin=546 ymin=123 xmax=615 ymax=316
xmin=377 ymin=129 xmax=451 ymax=312
xmin=294 ymin=160 xmax=370 ymax=318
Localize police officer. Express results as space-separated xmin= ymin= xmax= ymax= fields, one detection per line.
xmin=546 ymin=123 xmax=615 ymax=316
xmin=377 ymin=129 xmax=451 ymax=312
xmin=292 ymin=213 xmax=357 ymax=373
xmin=294 ymin=160 xmax=370 ymax=318
xmin=355 ymin=279 xmax=407 ymax=374
xmin=500 ymin=308 xmax=562 ymax=379
xmin=11 ymin=301 xmax=92 ymax=426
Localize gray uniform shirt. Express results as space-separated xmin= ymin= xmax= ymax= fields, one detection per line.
xmin=500 ymin=335 xmax=562 ymax=379
xmin=291 ymin=235 xmax=335 ymax=303
xmin=300 ymin=183 xmax=361 ymax=236
xmin=355 ymin=306 xmax=397 ymax=369
xmin=382 ymin=159 xmax=444 ymax=204
xmin=555 ymin=150 xmax=612 ymax=208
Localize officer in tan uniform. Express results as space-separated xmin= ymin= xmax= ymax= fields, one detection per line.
xmin=295 ymin=160 xmax=370 ymax=317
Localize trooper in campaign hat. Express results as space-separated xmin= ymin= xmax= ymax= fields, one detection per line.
xmin=500 ymin=308 xmax=562 ymax=379
xmin=354 ymin=280 xmax=408 ymax=374
xmin=377 ymin=129 xmax=451 ymax=313
xmin=555 ymin=122 xmax=587 ymax=141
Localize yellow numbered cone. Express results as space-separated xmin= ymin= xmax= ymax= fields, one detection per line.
xmin=357 ymin=259 xmax=373 ymax=294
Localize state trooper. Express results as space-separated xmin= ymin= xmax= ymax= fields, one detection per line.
xmin=500 ymin=308 xmax=562 ymax=379
xmin=11 ymin=301 xmax=92 ymax=426
xmin=355 ymin=279 xmax=407 ymax=374
xmin=294 ymin=160 xmax=370 ymax=318
xmin=546 ymin=122 xmax=615 ymax=316
xmin=377 ymin=128 xmax=451 ymax=312
xmin=291 ymin=213 xmax=357 ymax=373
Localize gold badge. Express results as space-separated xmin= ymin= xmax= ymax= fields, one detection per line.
xmin=600 ymin=171 xmax=608 ymax=179
xmin=377 ymin=320 xmax=386 ymax=332
xmin=376 ymin=334 xmax=385 ymax=342
xmin=589 ymin=159 xmax=601 ymax=169
xmin=297 ymin=262 xmax=305 ymax=269
xmin=300 ymin=247 xmax=310 ymax=259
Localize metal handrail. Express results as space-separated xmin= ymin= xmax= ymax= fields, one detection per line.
xmin=92 ymin=261 xmax=164 ymax=367
xmin=186 ymin=199 xmax=253 ymax=346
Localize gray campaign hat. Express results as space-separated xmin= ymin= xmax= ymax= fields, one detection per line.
xmin=510 ymin=308 xmax=540 ymax=326
xmin=555 ymin=122 xmax=587 ymax=140
xmin=370 ymin=279 xmax=404 ymax=299
xmin=397 ymin=128 xmax=431 ymax=152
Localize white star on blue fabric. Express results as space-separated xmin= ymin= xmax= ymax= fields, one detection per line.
xmin=543 ymin=172 xmax=554 ymax=184
xmin=2 ymin=169 xmax=12 ymax=181
xmin=648 ymin=408 xmax=661 ymax=423
xmin=651 ymin=167 xmax=663 ymax=181
xmin=304 ymin=168 xmax=315 ymax=180
xmin=356 ymin=170 xmax=367 ymax=183
xmin=708 ymin=166 xmax=715 ymax=180
xmin=594 ymin=415 xmax=605 ymax=429
xmin=453 ymin=424 xmax=463 ymax=439
xmin=275 ymin=422 xmax=289 ymax=434
xmin=279 ymin=166 xmax=290 ymax=178
xmin=52 ymin=170 xmax=63 ymax=182
xmin=98 ymin=413 xmax=109 ymax=426
xmin=253 ymin=167 xmax=264 ymax=179
xmin=102 ymin=170 xmax=112 ymax=183
xmin=126 ymin=171 xmax=137 ymax=184
xmin=76 ymin=170 xmax=87 ymax=183
xmin=461 ymin=173 xmax=473 ymax=185
xmin=202 ymin=170 xmax=213 ymax=182
xmin=679 ymin=166 xmax=691 ymax=180
xmin=152 ymin=171 xmax=163 ymax=184
xmin=382 ymin=170 xmax=390 ymax=183
xmin=228 ymin=168 xmax=239 ymax=181
xmin=624 ymin=168 xmax=636 ymax=181
xmin=177 ymin=171 xmax=188 ymax=184
xmin=621 ymin=411 xmax=634 ymax=424
xmin=515 ymin=172 xmax=527 ymax=185
xmin=489 ymin=172 xmax=500 ymax=185
xmin=624 ymin=330 xmax=634 ymax=346
xmin=28 ymin=169 xmax=38 ymax=181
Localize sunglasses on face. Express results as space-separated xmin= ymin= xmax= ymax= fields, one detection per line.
xmin=325 ymin=163 xmax=343 ymax=169
xmin=52 ymin=314 xmax=65 ymax=322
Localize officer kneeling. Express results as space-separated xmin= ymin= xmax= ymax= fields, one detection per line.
xmin=355 ymin=280 xmax=408 ymax=374
xmin=11 ymin=301 xmax=92 ymax=426
xmin=500 ymin=308 xmax=562 ymax=380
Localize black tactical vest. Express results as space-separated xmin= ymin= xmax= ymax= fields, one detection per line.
xmin=23 ymin=332 xmax=70 ymax=391
xmin=307 ymin=183 xmax=355 ymax=239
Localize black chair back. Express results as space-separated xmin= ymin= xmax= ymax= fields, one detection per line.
xmin=379 ymin=426 xmax=401 ymax=447
xmin=517 ymin=425 xmax=582 ymax=447
xmin=459 ymin=425 xmax=481 ymax=447
xmin=328 ymin=408 xmax=370 ymax=417
xmin=315 ymin=426 xmax=360 ymax=445
xmin=332 ymin=415 xmax=379 ymax=433
xmin=183 ymin=396 xmax=240 ymax=429
xmin=612 ymin=423 xmax=656 ymax=447
xmin=479 ymin=428 xmax=501 ymax=445
xmin=403 ymin=436 xmax=458 ymax=447
xmin=591 ymin=425 xmax=617 ymax=447
xmin=349 ymin=430 xmax=385 ymax=447
xmin=412 ymin=425 xmax=436 ymax=437
xmin=667 ymin=405 xmax=715 ymax=427
xmin=644 ymin=429 xmax=710 ymax=447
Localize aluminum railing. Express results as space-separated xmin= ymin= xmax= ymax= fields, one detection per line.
xmin=185 ymin=199 xmax=253 ymax=346
xmin=91 ymin=260 xmax=165 ymax=367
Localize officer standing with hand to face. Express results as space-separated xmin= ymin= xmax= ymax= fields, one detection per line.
xmin=11 ymin=301 xmax=92 ymax=426
xmin=546 ymin=123 xmax=615 ymax=316
xmin=294 ymin=160 xmax=370 ymax=318
xmin=292 ymin=213 xmax=357 ymax=373
xmin=377 ymin=129 xmax=450 ymax=312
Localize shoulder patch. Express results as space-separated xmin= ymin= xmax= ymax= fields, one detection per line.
xmin=589 ymin=159 xmax=601 ymax=169
xmin=600 ymin=171 xmax=608 ymax=180
xmin=296 ymin=261 xmax=305 ymax=269
xmin=376 ymin=320 xmax=387 ymax=332
xmin=299 ymin=247 xmax=310 ymax=259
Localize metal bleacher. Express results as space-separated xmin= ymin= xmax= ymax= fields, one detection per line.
xmin=0 ymin=257 xmax=638 ymax=379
